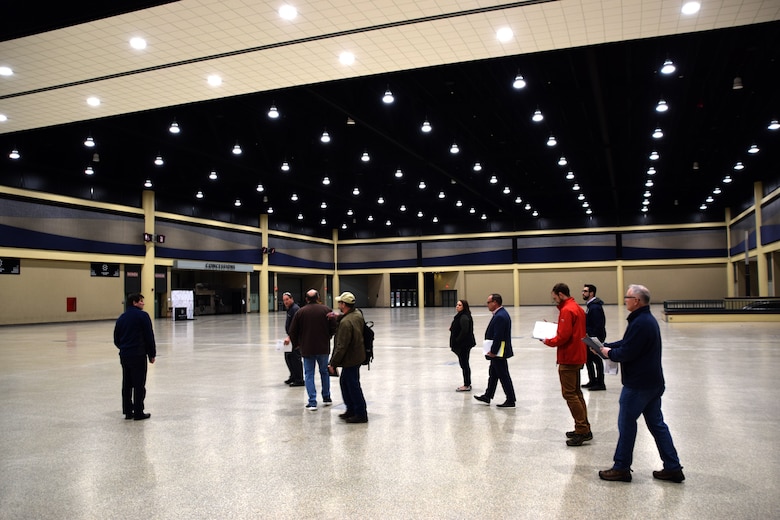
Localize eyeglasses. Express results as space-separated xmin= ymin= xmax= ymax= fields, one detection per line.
xmin=624 ymin=296 xmax=639 ymax=300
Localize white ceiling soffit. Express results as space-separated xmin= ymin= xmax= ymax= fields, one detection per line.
xmin=1 ymin=0 xmax=779 ymax=134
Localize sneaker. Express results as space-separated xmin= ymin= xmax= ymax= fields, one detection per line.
xmin=323 ymin=397 xmax=333 ymax=406
xmin=653 ymin=468 xmax=685 ymax=483
xmin=565 ymin=430 xmax=593 ymax=441
xmin=599 ymin=468 xmax=632 ymax=482
xmin=566 ymin=433 xmax=591 ymax=446
xmin=305 ymin=404 xmax=317 ymax=411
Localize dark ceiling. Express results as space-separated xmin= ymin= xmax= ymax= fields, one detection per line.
xmin=2 ymin=10 xmax=779 ymax=239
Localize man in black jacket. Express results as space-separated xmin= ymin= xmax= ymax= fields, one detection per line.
xmin=114 ymin=293 xmax=157 ymax=420
xmin=582 ymin=284 xmax=607 ymax=391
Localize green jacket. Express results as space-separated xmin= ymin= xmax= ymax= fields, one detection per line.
xmin=330 ymin=308 xmax=365 ymax=368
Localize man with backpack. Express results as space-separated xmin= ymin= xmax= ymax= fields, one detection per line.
xmin=329 ymin=292 xmax=368 ymax=424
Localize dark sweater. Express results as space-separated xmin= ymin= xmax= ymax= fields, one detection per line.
xmin=605 ymin=305 xmax=664 ymax=388
xmin=113 ymin=306 xmax=157 ymax=360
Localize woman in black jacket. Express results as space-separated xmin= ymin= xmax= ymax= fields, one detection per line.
xmin=450 ymin=299 xmax=476 ymax=391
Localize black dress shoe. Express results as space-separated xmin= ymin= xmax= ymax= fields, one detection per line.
xmin=496 ymin=401 xmax=515 ymax=408
xmin=133 ymin=413 xmax=151 ymax=421
xmin=599 ymin=468 xmax=632 ymax=482
xmin=473 ymin=395 xmax=490 ymax=405
xmin=588 ymin=384 xmax=607 ymax=391
xmin=581 ymin=382 xmax=593 ymax=388
xmin=566 ymin=433 xmax=592 ymax=446
xmin=653 ymin=468 xmax=685 ymax=483
xmin=289 ymin=381 xmax=305 ymax=387
xmin=566 ymin=430 xmax=593 ymax=441
xmin=339 ymin=412 xmax=355 ymax=420
xmin=345 ymin=415 xmax=368 ymax=423
xmin=284 ymin=378 xmax=293 ymax=385
xmin=124 ymin=414 xmax=133 ymax=420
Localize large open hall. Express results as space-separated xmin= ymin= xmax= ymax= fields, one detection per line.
xmin=1 ymin=305 xmax=777 ymax=519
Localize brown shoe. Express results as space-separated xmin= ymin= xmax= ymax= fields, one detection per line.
xmin=653 ymin=468 xmax=685 ymax=483
xmin=599 ymin=468 xmax=632 ymax=482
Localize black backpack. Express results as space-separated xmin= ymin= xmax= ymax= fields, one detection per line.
xmin=363 ymin=319 xmax=374 ymax=370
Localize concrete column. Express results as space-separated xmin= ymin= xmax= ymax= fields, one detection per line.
xmin=259 ymin=214 xmax=269 ymax=314
xmin=142 ymin=190 xmax=155 ymax=317
xmin=755 ymin=182 xmax=769 ymax=296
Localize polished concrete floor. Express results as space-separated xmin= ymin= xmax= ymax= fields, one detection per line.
xmin=1 ymin=304 xmax=778 ymax=519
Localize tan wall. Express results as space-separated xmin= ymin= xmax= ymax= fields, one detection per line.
xmin=519 ymin=268 xmax=618 ymax=305
xmin=464 ymin=271 xmax=514 ymax=306
xmin=622 ymin=264 xmax=727 ymax=303
xmin=0 ymin=259 xmax=125 ymax=325
xmin=433 ymin=271 xmax=460 ymax=306
xmin=367 ymin=274 xmax=388 ymax=308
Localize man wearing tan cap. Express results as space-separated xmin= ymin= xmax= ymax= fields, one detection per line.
xmin=329 ymin=292 xmax=368 ymax=423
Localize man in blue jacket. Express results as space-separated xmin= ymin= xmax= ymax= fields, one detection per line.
xmin=474 ymin=293 xmax=516 ymax=408
xmin=114 ymin=293 xmax=157 ymax=421
xmin=597 ymin=284 xmax=684 ymax=483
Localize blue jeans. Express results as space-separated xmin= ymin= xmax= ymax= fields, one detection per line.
xmin=613 ymin=385 xmax=682 ymax=471
xmin=303 ymin=354 xmax=330 ymax=406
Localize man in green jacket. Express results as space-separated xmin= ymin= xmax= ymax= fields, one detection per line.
xmin=329 ymin=292 xmax=368 ymax=423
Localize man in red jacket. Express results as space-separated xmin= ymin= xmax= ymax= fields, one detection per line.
xmin=542 ymin=283 xmax=591 ymax=446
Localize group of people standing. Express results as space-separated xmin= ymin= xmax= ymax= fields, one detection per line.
xmin=283 ymin=290 xmax=369 ymax=423
xmin=449 ymin=283 xmax=684 ymax=483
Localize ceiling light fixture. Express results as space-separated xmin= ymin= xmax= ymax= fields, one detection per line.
xmin=169 ymin=120 xmax=180 ymax=134
xmin=489 ymin=175 xmax=498 ymax=184
xmin=320 ymin=130 xmax=331 ymax=143
xmin=385 ymin=220 xmax=392 ymax=226
xmin=234 ymin=199 xmax=241 ymax=207
xmin=232 ymin=144 xmax=242 ymax=155
xmin=347 ymin=209 xmax=354 ymax=216
xmin=473 ymin=162 xmax=482 ymax=172
xmin=645 ymin=179 xmax=654 ymax=187
xmin=768 ymin=119 xmax=780 ymax=130
xmin=649 ymin=150 xmax=659 ymax=161
xmin=290 ymin=193 xmax=298 ymax=201
xmin=512 ymin=74 xmax=526 ymax=89
xmin=558 ymin=156 xmax=567 ymax=166
xmin=377 ymin=197 xmax=384 ymax=204
xmin=85 ymin=166 xmax=94 ymax=175
xmin=713 ymin=187 xmax=722 ymax=194
xmin=196 ymin=191 xmax=204 ymax=199
xmin=395 ymin=168 xmax=403 ymax=178
xmin=421 ymin=119 xmax=432 ymax=133
xmin=339 ymin=52 xmax=355 ymax=66
xmin=565 ymin=171 xmax=575 ymax=180
xmin=0 ymin=114 xmax=7 ymax=122
xmin=268 ymin=104 xmax=279 ymax=119
xmin=297 ymin=214 xmax=304 ymax=220
xmin=154 ymin=155 xmax=164 ymax=166
xmin=321 ymin=201 xmax=328 ymax=209
xmin=322 ymin=177 xmax=330 ymax=185
xmin=514 ymin=196 xmax=522 ymax=204
xmin=734 ymin=162 xmax=744 ymax=170
xmin=267 ymin=207 xmax=274 ymax=214
xmin=572 ymin=183 xmax=580 ymax=191
xmin=481 ymin=214 xmax=487 ymax=220
xmin=399 ymin=205 xmax=407 ymax=212
xmin=547 ymin=135 xmax=557 ymax=146
xmin=438 ymin=191 xmax=445 ymax=199
xmin=352 ymin=187 xmax=360 ymax=195
xmin=469 ymin=207 xmax=476 ymax=214
xmin=450 ymin=143 xmax=459 ymax=154
xmin=417 ymin=211 xmax=424 ymax=218
xmin=361 ymin=151 xmax=370 ymax=162
xmin=496 ymin=27 xmax=513 ymax=43
xmin=642 ymin=207 xmax=649 ymax=213
xmin=0 ymin=66 xmax=13 ymax=76
xmin=586 ymin=208 xmax=592 ymax=215
xmin=382 ymin=87 xmax=394 ymax=104
xmin=732 ymin=77 xmax=743 ymax=90
xmin=660 ymin=59 xmax=676 ymax=75
xmin=455 ymin=200 xmax=463 ymax=207
xmin=503 ymin=186 xmax=510 ymax=194
xmin=278 ymin=4 xmax=298 ymax=20
xmin=281 ymin=161 xmax=290 ymax=171
xmin=700 ymin=204 xmax=707 ymax=210
xmin=681 ymin=1 xmax=701 ymax=15
xmin=256 ymin=184 xmax=264 ymax=192
xmin=86 ymin=96 xmax=100 ymax=107
xmin=9 ymin=149 xmax=20 ymax=159
xmin=144 ymin=179 xmax=152 ymax=188
xmin=748 ymin=144 xmax=759 ymax=154
xmin=207 ymin=75 xmax=222 ymax=87
xmin=532 ymin=210 xmax=539 ymax=217
xmin=647 ymin=167 xmax=656 ymax=175
xmin=578 ymin=193 xmax=585 ymax=200
xmin=644 ymin=191 xmax=652 ymax=198
xmin=652 ymin=127 xmax=664 ymax=139
xmin=432 ymin=216 xmax=439 ymax=223
xmin=656 ymin=99 xmax=668 ymax=112
xmin=209 ymin=170 xmax=218 ymax=180
xmin=129 ymin=37 xmax=147 ymax=50
xmin=723 ymin=175 xmax=732 ymax=184
xmin=706 ymin=196 xmax=714 ymax=203
xmin=532 ymin=109 xmax=544 ymax=122
xmin=84 ymin=136 xmax=95 ymax=147
xmin=418 ymin=181 xmax=426 ymax=190
xmin=341 ymin=223 xmax=347 ymax=230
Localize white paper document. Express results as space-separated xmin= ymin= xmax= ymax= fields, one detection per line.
xmin=532 ymin=321 xmax=558 ymax=340
xmin=482 ymin=339 xmax=493 ymax=355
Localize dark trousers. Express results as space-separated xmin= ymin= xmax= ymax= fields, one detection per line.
xmin=340 ymin=365 xmax=367 ymax=418
xmin=485 ymin=357 xmax=515 ymax=403
xmin=121 ymin=355 xmax=148 ymax=416
xmin=456 ymin=348 xmax=472 ymax=386
xmin=284 ymin=348 xmax=303 ymax=383
xmin=584 ymin=349 xmax=605 ymax=385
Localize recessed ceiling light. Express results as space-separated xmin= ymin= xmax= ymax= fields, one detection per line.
xmin=681 ymin=2 xmax=701 ymax=15
xmin=496 ymin=27 xmax=513 ymax=43
xmin=339 ymin=52 xmax=355 ymax=66
xmin=86 ymin=97 xmax=100 ymax=107
xmin=207 ymin=75 xmax=222 ymax=87
xmin=129 ymin=37 xmax=147 ymax=50
xmin=0 ymin=114 xmax=7 ymax=122
xmin=0 ymin=66 xmax=13 ymax=76
xmin=278 ymin=4 xmax=298 ymax=20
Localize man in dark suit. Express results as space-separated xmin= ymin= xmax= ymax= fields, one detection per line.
xmin=474 ymin=293 xmax=516 ymax=408
xmin=582 ymin=284 xmax=607 ymax=391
